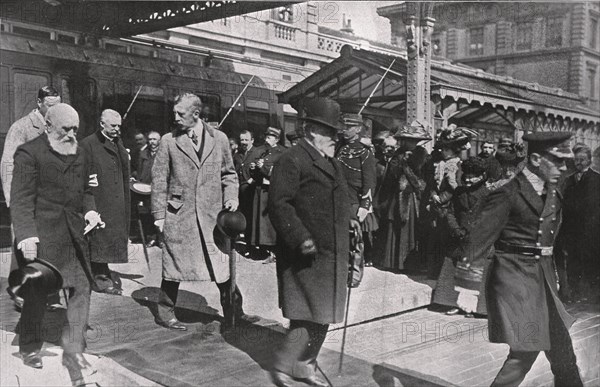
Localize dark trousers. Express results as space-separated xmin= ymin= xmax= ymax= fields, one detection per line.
xmin=20 ymin=282 xmax=90 ymax=354
xmin=491 ymin=287 xmax=583 ymax=387
xmin=157 ymin=279 xmax=181 ymax=322
xmin=157 ymin=278 xmax=238 ymax=323
xmin=273 ymin=320 xmax=329 ymax=379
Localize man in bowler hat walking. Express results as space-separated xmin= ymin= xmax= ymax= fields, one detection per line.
xmin=269 ymin=98 xmax=360 ymax=387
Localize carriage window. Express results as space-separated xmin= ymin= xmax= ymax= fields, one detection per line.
xmin=13 ymin=72 xmax=50 ymax=119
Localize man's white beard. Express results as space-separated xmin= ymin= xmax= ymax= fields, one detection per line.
xmin=49 ymin=135 xmax=78 ymax=155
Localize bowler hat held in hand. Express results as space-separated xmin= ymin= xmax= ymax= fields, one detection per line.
xmin=7 ymin=258 xmax=63 ymax=299
xmin=217 ymin=209 xmax=247 ymax=238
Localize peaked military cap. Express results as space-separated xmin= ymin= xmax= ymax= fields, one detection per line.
xmin=266 ymin=127 xmax=281 ymax=138
xmin=522 ymin=132 xmax=573 ymax=159
xmin=299 ymin=98 xmax=342 ymax=132
xmin=341 ymin=113 xmax=363 ymax=127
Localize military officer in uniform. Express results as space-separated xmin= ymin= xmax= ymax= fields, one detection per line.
xmin=335 ymin=113 xmax=377 ymax=265
xmin=248 ymin=127 xmax=286 ymax=262
xmin=454 ymin=132 xmax=583 ymax=386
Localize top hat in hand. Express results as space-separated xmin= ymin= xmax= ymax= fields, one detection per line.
xmin=7 ymin=258 xmax=63 ymax=299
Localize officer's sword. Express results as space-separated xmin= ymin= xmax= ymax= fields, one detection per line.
xmin=358 ymin=59 xmax=396 ymax=115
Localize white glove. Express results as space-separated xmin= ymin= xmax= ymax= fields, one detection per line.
xmin=357 ymin=207 xmax=369 ymax=223
xmin=84 ymin=211 xmax=105 ymax=235
xmin=455 ymin=286 xmax=479 ymax=313
xmin=154 ymin=219 xmax=165 ymax=233
xmin=18 ymin=237 xmax=39 ymax=262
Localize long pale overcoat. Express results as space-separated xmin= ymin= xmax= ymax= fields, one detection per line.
xmin=269 ymin=139 xmax=350 ymax=324
xmin=456 ymin=173 xmax=575 ymax=351
xmin=80 ymin=131 xmax=130 ymax=263
xmin=1 ymin=109 xmax=47 ymax=207
xmin=151 ymin=122 xmax=238 ymax=283
xmin=11 ymin=134 xmax=95 ymax=288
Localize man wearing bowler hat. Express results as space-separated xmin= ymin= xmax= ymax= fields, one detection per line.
xmin=151 ymin=93 xmax=257 ymax=332
xmin=10 ymin=103 xmax=102 ymax=380
xmin=268 ymin=98 xmax=359 ymax=387
xmin=454 ymin=132 xmax=583 ymax=386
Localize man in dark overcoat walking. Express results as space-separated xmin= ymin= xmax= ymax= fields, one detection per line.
xmin=11 ymin=103 xmax=102 ymax=378
xmin=454 ymin=132 xmax=583 ymax=386
xmin=269 ymin=98 xmax=358 ymax=387
xmin=1 ymin=86 xmax=62 ymax=309
xmin=80 ymin=109 xmax=130 ymax=294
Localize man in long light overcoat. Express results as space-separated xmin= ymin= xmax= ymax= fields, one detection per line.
xmin=152 ymin=93 xmax=256 ymax=331
xmin=268 ymin=98 xmax=357 ymax=387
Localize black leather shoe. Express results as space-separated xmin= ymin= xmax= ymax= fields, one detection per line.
xmin=269 ymin=370 xmax=294 ymax=387
xmin=155 ymin=317 xmax=187 ymax=331
xmin=21 ymin=352 xmax=43 ymax=369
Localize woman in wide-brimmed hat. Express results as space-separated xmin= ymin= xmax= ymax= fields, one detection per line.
xmin=421 ymin=124 xmax=476 ymax=279
xmin=374 ymin=120 xmax=431 ymax=271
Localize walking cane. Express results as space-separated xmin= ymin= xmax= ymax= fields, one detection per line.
xmin=136 ymin=202 xmax=151 ymax=272
xmin=337 ymin=286 xmax=352 ymax=377
xmin=229 ymin=236 xmax=236 ymax=329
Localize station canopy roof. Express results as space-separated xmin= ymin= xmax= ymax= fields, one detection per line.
xmin=2 ymin=1 xmax=295 ymax=37
xmin=279 ymin=45 xmax=600 ymax=125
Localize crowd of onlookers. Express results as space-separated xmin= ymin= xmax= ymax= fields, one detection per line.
xmin=219 ymin=121 xmax=600 ymax=315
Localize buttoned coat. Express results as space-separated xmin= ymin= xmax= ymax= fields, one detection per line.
xmin=80 ymin=131 xmax=130 ymax=264
xmin=1 ymin=110 xmax=47 ymax=207
xmin=10 ymin=134 xmax=95 ymax=288
xmin=269 ymin=139 xmax=350 ymax=324
xmin=455 ymin=172 xmax=575 ymax=351
xmin=151 ymin=122 xmax=238 ymax=283
xmin=248 ymin=143 xmax=286 ymax=246
xmin=558 ymin=169 xmax=600 ymax=275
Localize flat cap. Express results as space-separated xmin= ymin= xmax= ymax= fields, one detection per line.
xmin=522 ymin=132 xmax=573 ymax=159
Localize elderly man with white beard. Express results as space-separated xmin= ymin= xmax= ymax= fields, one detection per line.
xmin=10 ymin=103 xmax=102 ymax=383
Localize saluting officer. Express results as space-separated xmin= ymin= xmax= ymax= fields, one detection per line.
xmin=455 ymin=132 xmax=583 ymax=386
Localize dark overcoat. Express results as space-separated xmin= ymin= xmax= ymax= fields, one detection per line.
xmin=249 ymin=143 xmax=285 ymax=246
xmin=80 ymin=131 xmax=130 ymax=263
xmin=151 ymin=122 xmax=238 ymax=283
xmin=269 ymin=139 xmax=350 ymax=324
xmin=433 ymin=183 xmax=491 ymax=314
xmin=455 ymin=172 xmax=575 ymax=351
xmin=10 ymin=134 xmax=95 ymax=288
xmin=558 ymin=169 xmax=600 ymax=277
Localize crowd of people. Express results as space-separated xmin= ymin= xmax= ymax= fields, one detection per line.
xmin=1 ymin=87 xmax=598 ymax=386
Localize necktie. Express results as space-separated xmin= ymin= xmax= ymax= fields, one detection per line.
xmin=190 ymin=131 xmax=198 ymax=146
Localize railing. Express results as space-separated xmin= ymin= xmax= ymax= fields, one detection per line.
xmin=274 ymin=23 xmax=296 ymax=41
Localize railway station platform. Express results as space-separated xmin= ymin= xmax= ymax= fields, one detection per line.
xmin=0 ymin=244 xmax=597 ymax=386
